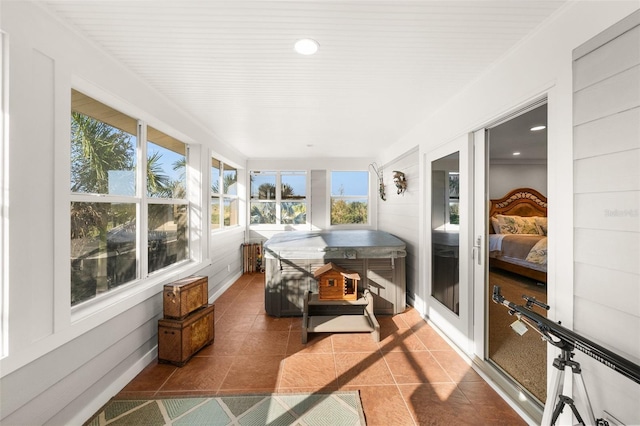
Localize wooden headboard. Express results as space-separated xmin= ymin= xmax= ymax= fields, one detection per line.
xmin=489 ymin=187 xmax=548 ymax=218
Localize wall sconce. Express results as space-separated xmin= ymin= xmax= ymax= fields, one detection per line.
xmin=393 ymin=171 xmax=407 ymax=195
xmin=369 ymin=162 xmax=386 ymax=201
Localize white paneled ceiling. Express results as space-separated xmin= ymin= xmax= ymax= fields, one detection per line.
xmin=38 ymin=0 xmax=566 ymax=159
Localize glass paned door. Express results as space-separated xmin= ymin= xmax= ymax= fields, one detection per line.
xmin=425 ymin=135 xmax=473 ymax=353
xmin=431 ymin=152 xmax=460 ymax=314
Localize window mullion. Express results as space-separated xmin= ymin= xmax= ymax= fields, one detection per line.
xmin=69 ymin=193 xmax=137 ymax=204
xmin=276 ymin=171 xmax=282 ymax=224
xmin=219 ymin=162 xmax=224 ymax=227
xmin=138 ymin=121 xmax=148 ymax=279
xmin=71 ymin=90 xmax=195 ymax=309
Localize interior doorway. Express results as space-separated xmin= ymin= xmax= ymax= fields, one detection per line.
xmin=485 ymin=103 xmax=548 ymax=404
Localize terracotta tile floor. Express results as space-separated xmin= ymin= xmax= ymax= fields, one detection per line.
xmin=118 ymin=273 xmax=526 ymax=425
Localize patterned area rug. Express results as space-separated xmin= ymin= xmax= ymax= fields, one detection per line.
xmin=85 ymin=391 xmax=366 ymax=426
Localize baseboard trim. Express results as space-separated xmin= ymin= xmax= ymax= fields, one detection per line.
xmin=210 ymin=271 xmax=243 ymax=303
xmin=71 ymin=272 xmax=244 ymax=425
xmin=67 ymin=347 xmax=158 ymax=426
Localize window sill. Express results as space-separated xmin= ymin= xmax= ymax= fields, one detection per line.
xmin=71 ymin=260 xmax=210 ymax=324
xmin=1 ymin=260 xmax=211 ymax=378
xmin=249 ymin=224 xmax=312 ymax=230
xmin=210 ymin=225 xmax=243 ymax=235
xmin=328 ymin=224 xmax=375 ymax=230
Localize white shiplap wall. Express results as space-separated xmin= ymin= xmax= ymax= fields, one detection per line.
xmin=573 ymin=11 xmax=640 ymax=424
xmin=377 ymin=148 xmax=419 ymax=306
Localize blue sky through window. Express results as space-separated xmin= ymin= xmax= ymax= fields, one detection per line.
xmin=331 ymin=171 xmax=369 ymax=196
xmin=282 ymin=172 xmax=306 ymax=198
xmin=148 ymin=142 xmax=184 ymax=182
xmin=250 ymin=172 xmax=276 ymax=199
xmin=249 ymin=171 xmax=368 ymax=197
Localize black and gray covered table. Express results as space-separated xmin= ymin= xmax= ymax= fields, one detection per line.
xmin=263 ymin=230 xmax=407 ymax=317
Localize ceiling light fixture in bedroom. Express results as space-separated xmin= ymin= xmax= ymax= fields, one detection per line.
xmin=530 ymin=125 xmax=546 ymax=131
xmin=513 ymin=152 xmax=521 ymax=156
xmin=294 ymin=38 xmax=319 ymax=55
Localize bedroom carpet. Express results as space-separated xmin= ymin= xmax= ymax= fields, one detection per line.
xmin=85 ymin=392 xmax=366 ymax=426
xmin=488 ymin=268 xmax=547 ymax=403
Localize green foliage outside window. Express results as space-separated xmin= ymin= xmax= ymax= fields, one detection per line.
xmin=330 ymin=171 xmax=369 ymax=225
xmin=71 ymin=108 xmax=187 ymax=306
xmin=211 ymin=160 xmax=238 ymax=229
xmin=449 ymin=203 xmax=460 ymax=225
xmin=250 ymin=201 xmax=276 ymax=224
xmin=330 ymin=199 xmax=368 ymax=224
xmin=71 ymin=112 xmax=135 ymax=194
xmin=249 ymin=173 xmax=307 ymax=225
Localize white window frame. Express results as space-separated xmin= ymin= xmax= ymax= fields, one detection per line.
xmin=69 ymin=89 xmax=198 ymax=317
xmin=249 ymin=170 xmax=308 ymax=229
xmin=145 ymin=127 xmax=190 ymax=275
xmin=211 ymin=157 xmax=239 ymax=231
xmin=280 ymin=170 xmax=308 ymax=225
xmin=329 ymin=170 xmax=371 ymax=227
xmin=448 ymin=171 xmax=460 ymax=227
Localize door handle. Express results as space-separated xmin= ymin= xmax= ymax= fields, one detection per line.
xmin=474 ymin=236 xmax=482 ymax=265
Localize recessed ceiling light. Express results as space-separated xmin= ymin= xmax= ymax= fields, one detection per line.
xmin=294 ymin=38 xmax=319 ymax=55
xmin=513 ymin=152 xmax=521 ymax=156
xmin=530 ymin=125 xmax=546 ymax=131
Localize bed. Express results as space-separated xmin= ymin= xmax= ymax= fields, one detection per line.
xmin=488 ymin=188 xmax=547 ymax=283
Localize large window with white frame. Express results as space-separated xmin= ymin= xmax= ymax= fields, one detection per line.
xmin=211 ymin=157 xmax=238 ymax=230
xmin=280 ymin=171 xmax=307 ymax=224
xmin=250 ymin=170 xmax=307 ymax=225
xmin=330 ymin=170 xmax=369 ymax=225
xmin=146 ymin=126 xmax=189 ymax=273
xmin=70 ymin=89 xmax=191 ymax=306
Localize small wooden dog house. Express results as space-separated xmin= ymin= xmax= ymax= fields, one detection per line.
xmin=314 ymin=262 xmax=360 ymax=300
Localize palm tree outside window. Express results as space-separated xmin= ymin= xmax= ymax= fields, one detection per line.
xmin=249 ymin=170 xmax=306 ymax=225
xmin=211 ymin=157 xmax=238 ymax=230
xmin=70 ymin=90 xmax=191 ymax=306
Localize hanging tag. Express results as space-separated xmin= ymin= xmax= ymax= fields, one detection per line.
xmin=510 ymin=319 xmax=528 ymax=336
